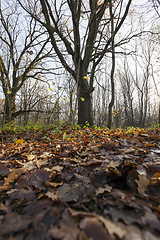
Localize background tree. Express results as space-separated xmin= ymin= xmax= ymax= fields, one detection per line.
xmin=0 ymin=0 xmax=53 ymax=123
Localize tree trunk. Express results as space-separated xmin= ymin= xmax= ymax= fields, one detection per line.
xmin=4 ymin=94 xmax=16 ymax=123
xmin=75 ymin=59 xmax=93 ymax=126
xmin=77 ymin=64 xmax=93 ymax=126
xmin=159 ymin=104 xmax=160 ymax=125
xmin=78 ymin=88 xmax=93 ymax=126
xmin=107 ymin=1 xmax=115 ymax=129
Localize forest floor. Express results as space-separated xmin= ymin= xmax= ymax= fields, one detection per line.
xmin=0 ymin=124 xmax=160 ymax=240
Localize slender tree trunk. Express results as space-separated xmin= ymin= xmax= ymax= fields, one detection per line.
xmin=107 ymin=1 xmax=115 ymax=129
xmin=69 ymin=90 xmax=74 ymax=123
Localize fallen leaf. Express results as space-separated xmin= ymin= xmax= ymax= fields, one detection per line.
xmin=149 ymin=172 xmax=160 ymax=185
xmin=57 ymin=184 xmax=85 ymax=202
xmin=35 ymin=159 xmax=48 ymax=168
xmin=0 ymin=163 xmax=10 ymax=176
xmin=0 ymin=212 xmax=32 ymax=236
xmin=135 ymin=174 xmax=149 ymax=195
xmin=46 ymin=191 xmax=58 ymax=201
xmin=51 ymin=165 xmax=63 ymax=174
xmin=0 ymin=185 xmax=11 ymax=192
xmin=79 ymin=230 xmax=92 ymax=240
xmin=97 ymin=215 xmax=126 ymax=238
xmin=40 ymin=152 xmax=52 ymax=158
xmin=95 ymin=185 xmax=112 ymax=195
xmin=27 ymin=154 xmax=36 ymax=161
xmin=14 ymin=139 xmax=24 ymax=145
xmin=10 ymin=168 xmax=26 ymax=175
xmin=80 ymin=217 xmax=113 ymax=240
xmin=142 ymin=207 xmax=160 ymax=234
xmin=45 ymin=181 xmax=63 ymax=187
xmin=8 ymin=189 xmax=36 ymax=201
xmin=4 ymin=171 xmax=19 ymax=186
xmin=15 ymin=160 xmax=37 ymax=170
xmin=46 ymin=208 xmax=79 ymax=240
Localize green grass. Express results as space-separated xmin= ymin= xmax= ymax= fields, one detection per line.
xmin=1 ymin=120 xmax=160 ymax=135
xmin=0 ymin=120 xmax=82 ymax=134
xmin=0 ymin=121 xmax=48 ymax=133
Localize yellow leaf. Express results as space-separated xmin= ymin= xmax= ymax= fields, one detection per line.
xmin=72 ymin=92 xmax=75 ymax=94
xmin=14 ymin=139 xmax=24 ymax=145
xmin=98 ymin=0 xmax=103 ymax=5
xmin=83 ymin=76 xmax=89 ymax=80
xmin=49 ymin=87 xmax=52 ymax=91
xmin=52 ymin=81 xmax=55 ymax=85
xmin=7 ymin=90 xmax=11 ymax=94
xmin=81 ymin=97 xmax=85 ymax=101
xmin=58 ymin=87 xmax=62 ymax=90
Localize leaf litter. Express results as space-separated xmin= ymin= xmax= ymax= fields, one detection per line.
xmin=0 ymin=126 xmax=160 ymax=239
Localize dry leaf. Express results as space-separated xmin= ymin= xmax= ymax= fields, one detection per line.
xmin=97 ymin=215 xmax=126 ymax=238
xmin=52 ymin=165 xmax=63 ymax=174
xmin=27 ymin=154 xmax=36 ymax=161
xmin=4 ymin=171 xmax=19 ymax=186
xmin=35 ymin=159 xmax=48 ymax=168
xmin=21 ymin=161 xmax=37 ymax=170
xmin=45 ymin=181 xmax=63 ymax=187
xmin=0 ymin=185 xmax=11 ymax=192
xmin=135 ymin=174 xmax=149 ymax=195
xmin=47 ymin=208 xmax=79 ymax=240
xmin=79 ymin=230 xmax=92 ymax=240
xmin=46 ymin=191 xmax=58 ymax=201
xmin=40 ymin=152 xmax=52 ymax=158
xmin=10 ymin=168 xmax=26 ymax=175
xmin=14 ymin=139 xmax=24 ymax=145
xmin=79 ymin=217 xmax=112 ymax=240
xmin=57 ymin=184 xmax=85 ymax=202
xmin=95 ymin=185 xmax=112 ymax=195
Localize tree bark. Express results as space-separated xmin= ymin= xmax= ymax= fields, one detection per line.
xmin=78 ymin=88 xmax=93 ymax=126
xmin=4 ymin=94 xmax=16 ymax=123
xmin=78 ymin=63 xmax=93 ymax=126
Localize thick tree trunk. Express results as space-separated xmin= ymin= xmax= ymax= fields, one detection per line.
xmin=4 ymin=94 xmax=16 ymax=123
xmin=159 ymin=97 xmax=160 ymax=125
xmin=75 ymin=60 xmax=94 ymax=126
xmin=77 ymin=65 xmax=94 ymax=126
xmin=78 ymin=89 xmax=93 ymax=126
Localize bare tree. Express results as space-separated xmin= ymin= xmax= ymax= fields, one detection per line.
xmin=0 ymin=0 xmax=53 ymax=123
xmin=18 ymin=0 xmax=133 ymax=126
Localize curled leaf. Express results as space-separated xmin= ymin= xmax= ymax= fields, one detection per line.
xmin=83 ymin=76 xmax=89 ymax=80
